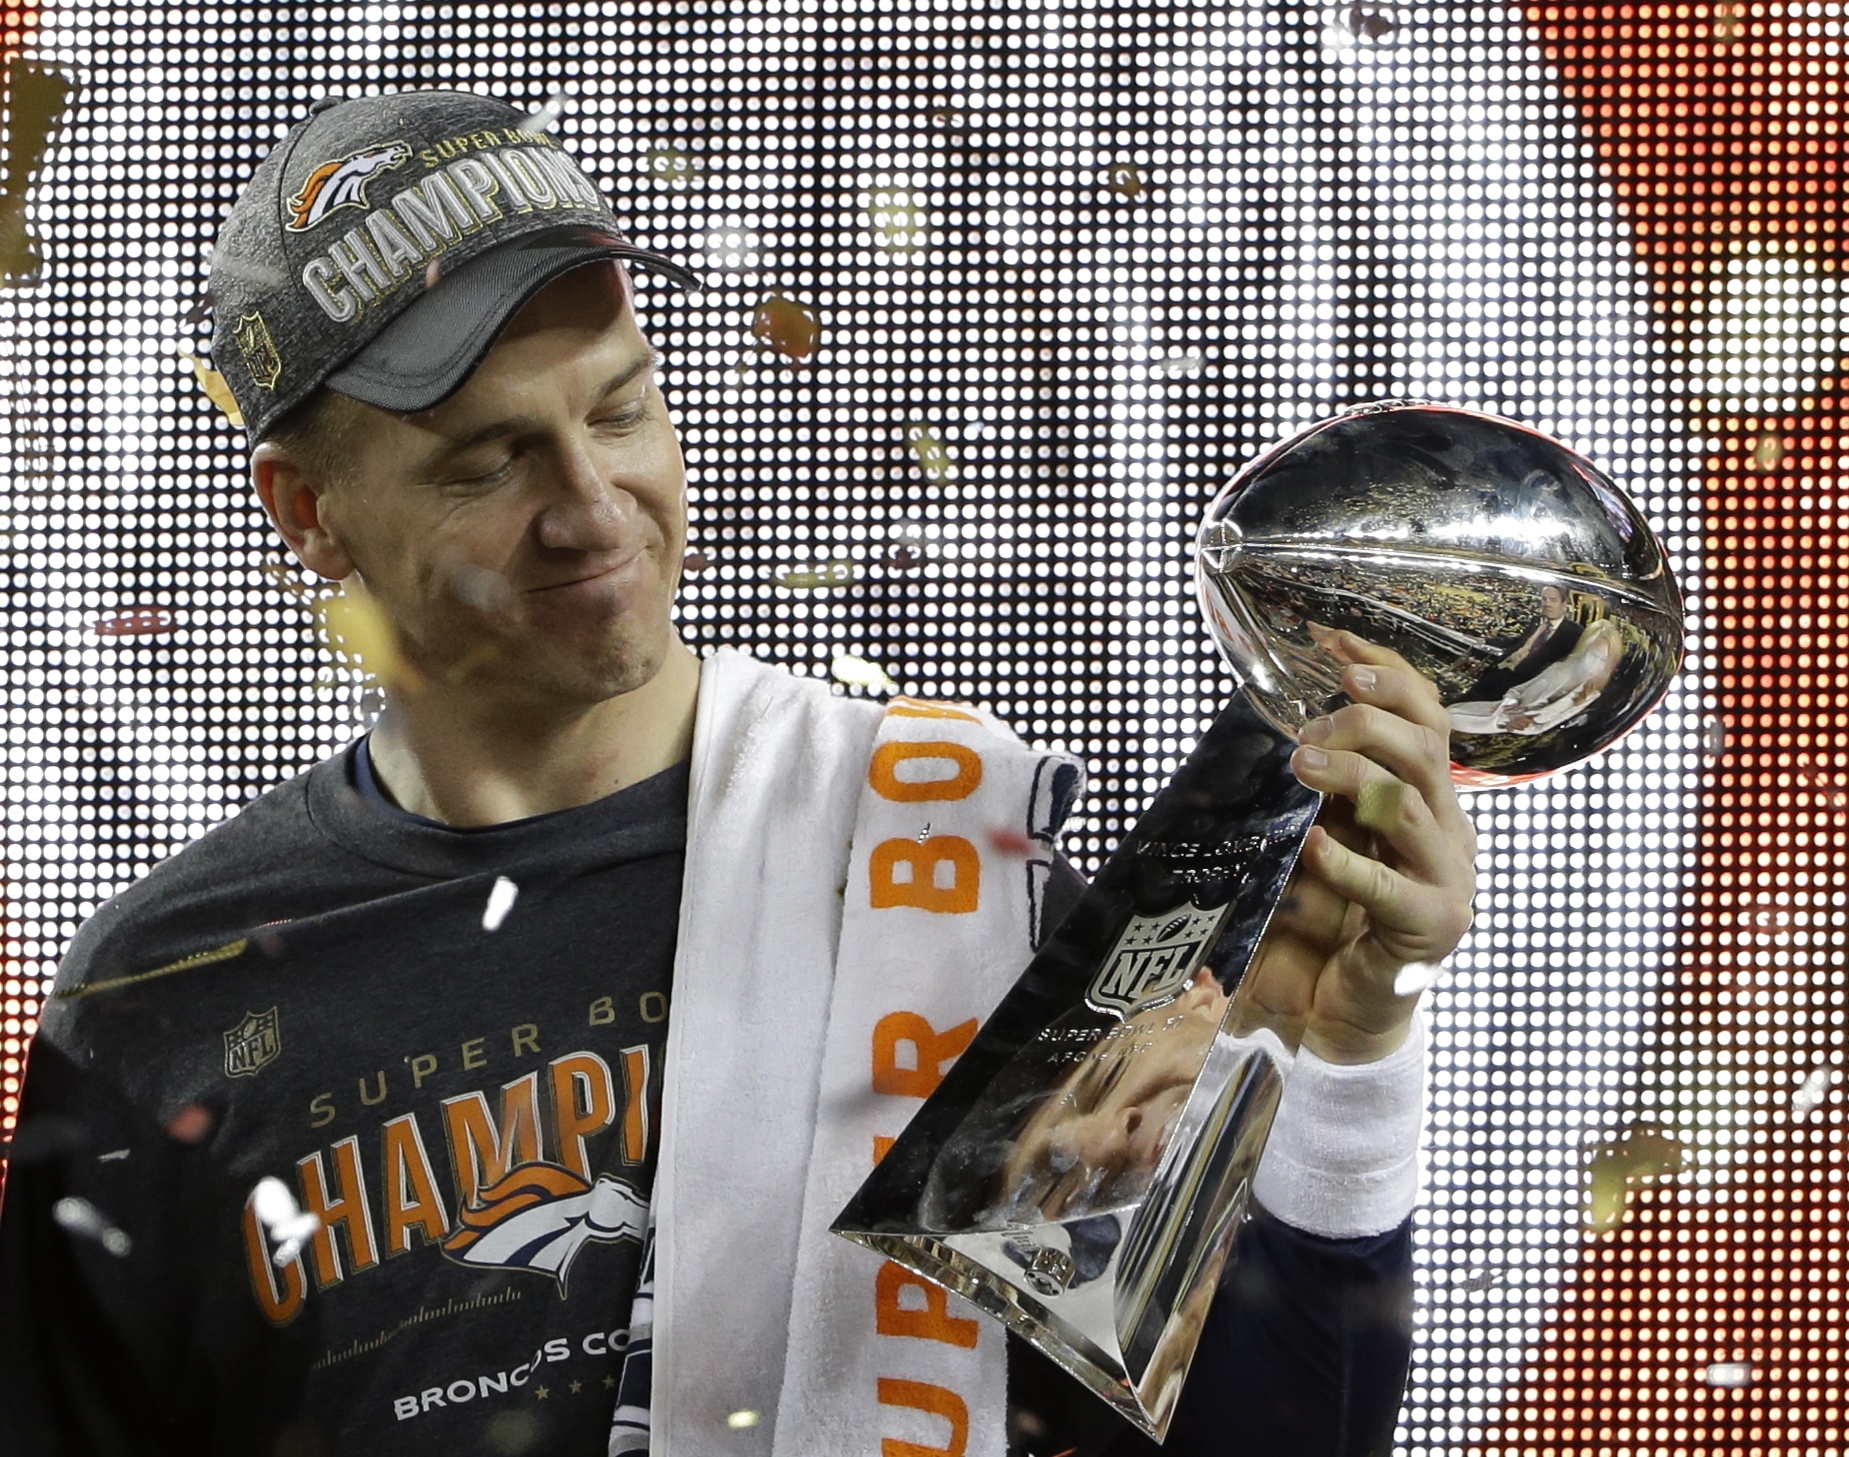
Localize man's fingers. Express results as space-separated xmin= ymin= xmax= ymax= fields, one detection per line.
xmin=1291 ymin=741 xmax=1472 ymax=884
xmin=1299 ymin=824 xmax=1473 ymax=963
xmin=1299 ymin=699 xmax=1457 ymax=819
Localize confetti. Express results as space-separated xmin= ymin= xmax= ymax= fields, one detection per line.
xmin=778 ymin=561 xmax=856 ymax=590
xmin=482 ymin=876 xmax=520 ymax=932
xmin=53 ymin=1196 xmax=132 ymax=1257
xmin=1751 ymin=434 xmax=1784 ymax=470
xmin=1107 ymin=163 xmax=1146 ymax=198
xmin=881 ymin=546 xmax=922 ymax=572
xmin=1584 ymin=1123 xmax=1687 ymax=1233
xmin=94 ymin=607 xmax=174 ymax=638
xmin=726 ymin=1411 xmax=761 ymax=1430
xmin=1355 ymin=778 xmax=1407 ymax=832
xmin=831 ymin=653 xmax=898 ymax=695
xmin=646 ymin=145 xmax=703 ymax=184
xmin=166 ymin=1104 xmax=214 ymax=1144
xmin=1701 ymin=714 xmax=1729 ymax=763
xmin=1713 ymin=0 xmax=1742 ymax=45
xmin=444 ymin=558 xmax=516 ymax=619
xmin=683 ymin=549 xmax=711 ymax=574
xmin=0 ymin=58 xmax=72 ymax=286
xmin=1345 ymin=3 xmax=1398 ymax=39
xmin=252 ymin=1175 xmax=321 ymax=1267
xmin=1704 ymin=1361 xmax=1755 ymax=1389
xmin=486 ymin=1410 xmax=543 ymax=1455
xmin=905 ymin=421 xmax=953 ymax=483
xmin=1154 ymin=350 xmax=1205 ymax=379
xmin=1457 ymin=1265 xmax=1508 ymax=1293
xmin=519 ymin=89 xmax=568 ymax=133
xmin=181 ymin=350 xmax=244 ymax=426
xmin=97 ymin=1148 xmax=129 ymax=1162
xmin=987 ymin=826 xmax=1034 ymax=857
xmin=1393 ymin=961 xmax=1447 ymax=997
xmin=1794 ymin=1065 xmax=1836 ymax=1119
xmin=867 ymin=186 xmax=925 ymax=254
xmin=315 ymin=583 xmax=425 ymax=694
xmin=752 ymin=296 xmax=821 ymax=362
xmin=424 ymin=257 xmax=441 ymax=290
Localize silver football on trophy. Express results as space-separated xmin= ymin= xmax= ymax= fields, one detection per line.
xmin=1195 ymin=402 xmax=1685 ymax=787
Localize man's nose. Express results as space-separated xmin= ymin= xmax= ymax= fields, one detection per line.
xmin=533 ymin=444 xmax=637 ymax=552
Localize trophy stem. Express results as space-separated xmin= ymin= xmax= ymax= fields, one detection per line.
xmin=835 ymin=694 xmax=1321 ymax=1439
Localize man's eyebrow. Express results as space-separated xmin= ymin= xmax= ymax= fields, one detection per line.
xmin=420 ymin=348 xmax=662 ymax=466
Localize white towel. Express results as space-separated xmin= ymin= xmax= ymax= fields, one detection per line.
xmin=653 ymin=649 xmax=1082 ymax=1456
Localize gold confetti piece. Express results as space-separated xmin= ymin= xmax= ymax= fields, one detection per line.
xmin=867 ymin=186 xmax=925 ymax=254
xmin=94 ymin=607 xmax=173 ymax=638
xmin=181 ymin=350 xmax=243 ymax=427
xmin=1355 ymin=777 xmax=1407 ymax=832
xmin=1583 ymin=1123 xmax=1688 ymax=1233
xmin=831 ymin=652 xmax=898 ymax=694
xmin=316 ymin=583 xmax=425 ymax=694
xmin=53 ymin=1196 xmax=131 ymax=1257
xmin=1751 ymin=434 xmax=1784 ymax=470
xmin=726 ymin=1412 xmax=761 ymax=1430
xmin=752 ymin=296 xmax=821 ymax=362
xmin=1794 ymin=1065 xmax=1836 ymax=1119
xmin=1107 ymin=163 xmax=1146 ymax=199
xmin=778 ymin=561 xmax=856 ymax=590
xmin=646 ymin=145 xmax=703 ymax=184
xmin=905 ymin=421 xmax=953 ymax=482
xmin=0 ymin=58 xmax=71 ymax=287
xmin=1713 ymin=0 xmax=1742 ymax=46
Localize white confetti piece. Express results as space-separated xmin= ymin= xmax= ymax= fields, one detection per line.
xmin=1794 ymin=1065 xmax=1836 ymax=1119
xmin=831 ymin=653 xmax=899 ymax=695
xmin=1702 ymin=715 xmax=1729 ymax=763
xmin=1154 ymin=349 xmax=1204 ymax=378
xmin=53 ymin=1196 xmax=131 ymax=1256
xmin=726 ymin=1411 xmax=761 ymax=1430
xmin=96 ymin=1148 xmax=130 ymax=1162
xmin=251 ymin=1175 xmax=321 ymax=1267
xmin=483 ymin=876 xmax=520 ymax=932
xmin=1704 ymin=1361 xmax=1755 ymax=1389
xmin=1393 ymin=961 xmax=1446 ymax=997
xmin=520 ymin=89 xmax=568 ymax=133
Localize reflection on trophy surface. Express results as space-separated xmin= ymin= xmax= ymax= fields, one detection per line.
xmin=834 ymin=402 xmax=1685 ymax=1438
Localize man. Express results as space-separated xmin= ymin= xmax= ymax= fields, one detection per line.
xmin=1465 ymin=583 xmax=1584 ymax=705
xmin=0 ymin=91 xmax=1475 ymax=1456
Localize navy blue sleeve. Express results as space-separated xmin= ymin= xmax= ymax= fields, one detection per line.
xmin=1006 ymin=1208 xmax=1414 ymax=1457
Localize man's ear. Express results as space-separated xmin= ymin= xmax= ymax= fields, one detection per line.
xmin=253 ymin=442 xmax=355 ymax=581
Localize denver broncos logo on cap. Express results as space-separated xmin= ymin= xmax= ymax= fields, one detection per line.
xmin=285 ymin=141 xmax=412 ymax=232
xmin=442 ymin=1162 xmax=647 ymax=1296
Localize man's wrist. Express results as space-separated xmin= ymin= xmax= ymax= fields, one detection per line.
xmin=1252 ymin=1010 xmax=1427 ymax=1239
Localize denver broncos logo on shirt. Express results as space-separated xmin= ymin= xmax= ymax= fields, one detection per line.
xmin=442 ymin=1162 xmax=647 ymax=1296
xmin=285 ymin=142 xmax=412 ymax=232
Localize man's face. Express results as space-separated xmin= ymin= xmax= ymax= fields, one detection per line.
xmin=1540 ymin=586 xmax=1568 ymax=623
xmin=293 ymin=262 xmax=688 ymax=710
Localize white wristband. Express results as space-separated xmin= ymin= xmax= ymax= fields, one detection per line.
xmin=1250 ymin=1010 xmax=1428 ymax=1240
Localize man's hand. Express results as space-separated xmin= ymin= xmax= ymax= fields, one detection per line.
xmin=1237 ymin=626 xmax=1477 ymax=1065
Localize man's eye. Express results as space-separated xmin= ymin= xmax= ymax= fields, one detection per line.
xmin=449 ymin=457 xmax=514 ymax=487
xmin=596 ymin=403 xmax=649 ymax=430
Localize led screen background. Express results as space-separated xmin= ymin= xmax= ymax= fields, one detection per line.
xmin=0 ymin=0 xmax=1813 ymax=1450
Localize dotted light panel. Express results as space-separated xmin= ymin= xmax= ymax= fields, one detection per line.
xmin=0 ymin=0 xmax=1760 ymax=1450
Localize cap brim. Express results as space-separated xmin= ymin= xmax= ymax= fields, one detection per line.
xmin=326 ymin=229 xmax=702 ymax=416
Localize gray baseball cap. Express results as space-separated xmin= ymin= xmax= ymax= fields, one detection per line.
xmin=208 ymin=90 xmax=700 ymax=441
